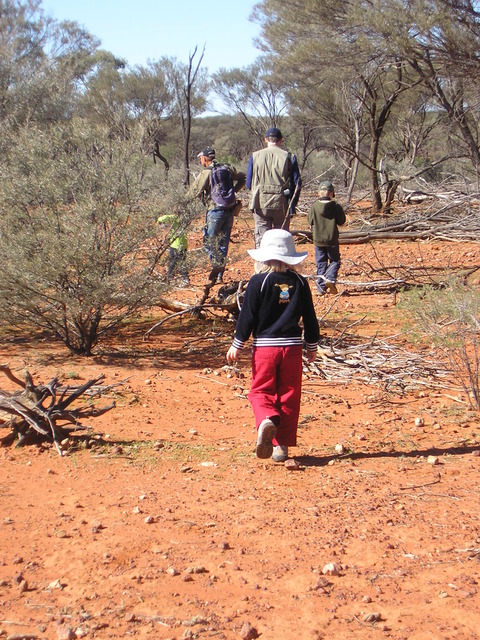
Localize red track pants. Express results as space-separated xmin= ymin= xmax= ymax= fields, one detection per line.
xmin=248 ymin=345 xmax=303 ymax=447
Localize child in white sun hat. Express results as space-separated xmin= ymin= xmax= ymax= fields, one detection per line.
xmin=226 ymin=229 xmax=319 ymax=462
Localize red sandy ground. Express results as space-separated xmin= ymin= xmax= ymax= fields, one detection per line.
xmin=1 ymin=211 xmax=480 ymax=640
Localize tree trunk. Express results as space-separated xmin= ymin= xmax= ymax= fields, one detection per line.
xmin=346 ymin=115 xmax=361 ymax=205
xmin=153 ymin=141 xmax=170 ymax=177
xmin=369 ymin=133 xmax=383 ymax=213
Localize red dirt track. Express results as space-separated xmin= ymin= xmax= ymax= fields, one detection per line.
xmin=1 ymin=212 xmax=480 ymax=640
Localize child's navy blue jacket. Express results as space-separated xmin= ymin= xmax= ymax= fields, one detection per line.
xmin=232 ymin=269 xmax=319 ymax=353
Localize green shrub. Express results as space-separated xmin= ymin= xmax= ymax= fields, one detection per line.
xmin=0 ymin=119 xmax=198 ymax=355
xmin=399 ymin=281 xmax=480 ymax=412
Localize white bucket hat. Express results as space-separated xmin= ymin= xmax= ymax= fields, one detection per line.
xmin=247 ymin=229 xmax=308 ymax=265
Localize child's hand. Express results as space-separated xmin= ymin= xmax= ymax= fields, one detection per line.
xmin=306 ymin=350 xmax=317 ymax=364
xmin=226 ymin=346 xmax=239 ymax=365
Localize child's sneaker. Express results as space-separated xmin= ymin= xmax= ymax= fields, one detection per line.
xmin=256 ymin=419 xmax=277 ymax=459
xmin=272 ymin=445 xmax=288 ymax=462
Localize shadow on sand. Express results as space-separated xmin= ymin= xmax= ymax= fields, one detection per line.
xmin=295 ymin=442 xmax=479 ymax=467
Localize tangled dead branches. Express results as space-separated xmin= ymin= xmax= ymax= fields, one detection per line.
xmin=0 ymin=364 xmax=119 ymax=455
xmin=309 ymin=336 xmax=451 ymax=393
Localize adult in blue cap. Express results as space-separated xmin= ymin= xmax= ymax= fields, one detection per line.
xmin=246 ymin=126 xmax=302 ymax=247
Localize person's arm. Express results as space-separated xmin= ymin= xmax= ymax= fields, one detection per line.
xmin=246 ymin=155 xmax=253 ymax=190
xmin=289 ymin=154 xmax=302 ymax=209
xmin=226 ymin=278 xmax=260 ymax=364
xmin=307 ymin=202 xmax=315 ymax=227
xmin=291 ymin=155 xmax=301 ymax=188
xmin=186 ymin=170 xmax=210 ymax=201
xmin=232 ymin=167 xmax=246 ymax=193
xmin=301 ymin=277 xmax=320 ymax=360
xmin=231 ymin=276 xmax=261 ymax=349
xmin=336 ymin=203 xmax=346 ymax=226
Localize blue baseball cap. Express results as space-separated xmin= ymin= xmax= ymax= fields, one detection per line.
xmin=265 ymin=127 xmax=282 ymax=140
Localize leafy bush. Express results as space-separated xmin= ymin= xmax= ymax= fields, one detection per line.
xmin=0 ymin=119 xmax=197 ymax=355
xmin=399 ymin=281 xmax=480 ymax=412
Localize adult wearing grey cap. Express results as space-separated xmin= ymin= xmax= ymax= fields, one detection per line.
xmin=246 ymin=127 xmax=302 ymax=248
xmin=187 ymin=147 xmax=245 ymax=283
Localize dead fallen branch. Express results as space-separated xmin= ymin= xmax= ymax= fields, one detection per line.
xmin=155 ymin=296 xmax=191 ymax=313
xmin=399 ymin=475 xmax=442 ymax=490
xmin=0 ymin=365 xmax=119 ymax=454
xmin=292 ymin=201 xmax=480 ymax=245
xmin=145 ymin=281 xmax=246 ymax=339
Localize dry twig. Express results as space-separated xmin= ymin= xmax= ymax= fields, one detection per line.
xmin=312 ymin=332 xmax=452 ymax=392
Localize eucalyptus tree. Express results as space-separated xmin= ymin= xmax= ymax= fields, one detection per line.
xmin=212 ymin=57 xmax=288 ymax=145
xmin=79 ymin=56 xmax=176 ymax=173
xmin=285 ymin=77 xmax=367 ymax=201
xmin=374 ymin=0 xmax=480 ymax=174
xmin=124 ymin=61 xmax=176 ymax=171
xmin=252 ymin=0 xmax=421 ymax=211
xmin=0 ymin=0 xmax=100 ymax=130
xmin=252 ymin=0 xmax=480 ymax=209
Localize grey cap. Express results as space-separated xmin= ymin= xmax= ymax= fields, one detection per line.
xmin=319 ymin=180 xmax=334 ymax=191
xmin=197 ymin=147 xmax=216 ymax=159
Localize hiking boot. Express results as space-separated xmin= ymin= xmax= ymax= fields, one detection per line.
xmin=325 ymin=281 xmax=338 ymax=294
xmin=272 ymin=445 xmax=288 ymax=462
xmin=216 ymin=271 xmax=224 ymax=284
xmin=208 ymin=266 xmax=222 ymax=283
xmin=256 ymin=419 xmax=277 ymax=459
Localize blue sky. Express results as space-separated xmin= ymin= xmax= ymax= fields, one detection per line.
xmin=43 ymin=0 xmax=262 ymax=73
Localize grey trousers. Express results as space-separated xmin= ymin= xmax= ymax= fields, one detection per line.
xmin=253 ymin=208 xmax=290 ymax=248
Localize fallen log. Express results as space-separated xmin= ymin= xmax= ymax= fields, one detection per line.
xmin=292 ymin=201 xmax=480 ymax=245
xmin=293 ymin=227 xmax=479 ymax=245
xmin=0 ymin=365 xmax=118 ymax=454
xmin=145 ymin=281 xmax=246 ymax=338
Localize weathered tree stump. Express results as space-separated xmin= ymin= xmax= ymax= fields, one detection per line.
xmin=0 ymin=364 xmax=116 ymax=455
